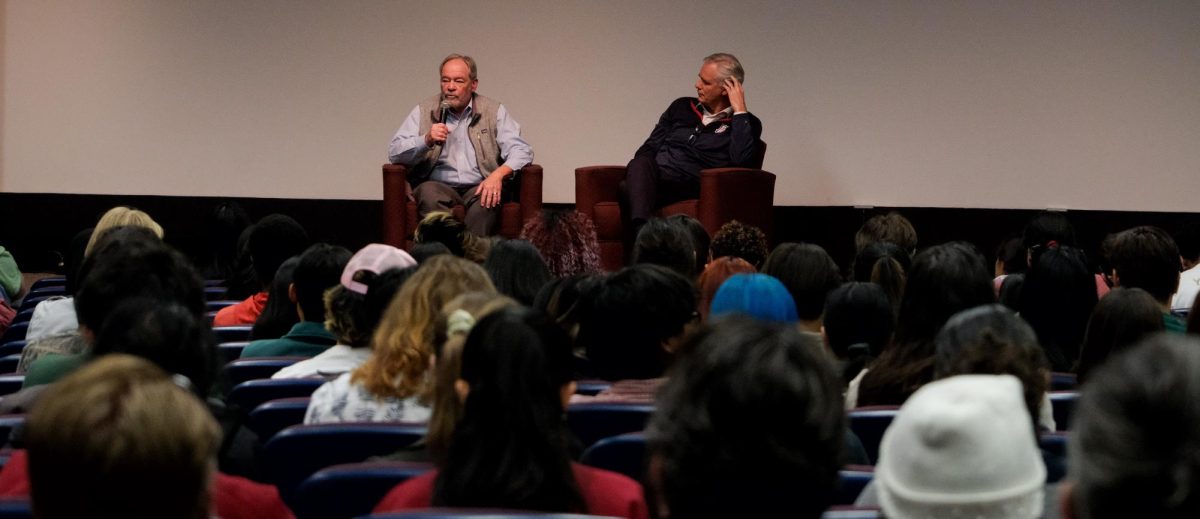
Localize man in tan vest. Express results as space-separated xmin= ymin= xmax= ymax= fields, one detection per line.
xmin=388 ymin=54 xmax=534 ymax=236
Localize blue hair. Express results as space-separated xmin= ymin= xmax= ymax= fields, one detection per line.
xmin=710 ymin=273 xmax=798 ymax=323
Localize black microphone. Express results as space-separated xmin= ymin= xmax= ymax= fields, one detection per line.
xmin=440 ymin=100 xmax=452 ymax=124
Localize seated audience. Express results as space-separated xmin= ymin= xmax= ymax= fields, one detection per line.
xmin=241 ymin=244 xmax=350 ymax=358
xmin=852 ymin=242 xmax=993 ymax=407
xmin=855 ymin=211 xmax=917 ymax=256
xmin=873 ymin=375 xmax=1045 ymax=519
xmin=823 ymin=282 xmax=894 ymax=387
xmin=668 ymin=214 xmax=711 ymax=276
xmin=709 ymin=219 xmax=769 ymax=268
xmin=304 ymin=255 xmax=495 ymax=424
xmin=709 ymin=273 xmax=797 ymax=323
xmin=696 ymin=256 xmax=756 ymax=322
xmin=374 ymin=307 xmax=647 ymax=518
xmin=519 ymin=209 xmax=602 ymax=277
xmin=273 ymin=244 xmax=416 ymax=379
xmin=484 ymin=239 xmax=552 ymax=306
xmin=247 ymin=256 xmax=300 ymax=341
xmin=851 ymin=241 xmax=909 ymax=312
xmin=760 ymin=242 xmax=842 ymax=334
xmin=1171 ymin=222 xmax=1200 ymax=312
xmin=1074 ymin=287 xmax=1164 ymax=384
xmin=992 ymin=234 xmax=1027 ymax=297
xmin=646 ymin=316 xmax=844 ymax=518
xmin=413 ymin=211 xmax=488 ymax=263
xmin=1018 ymin=246 xmax=1097 ymax=372
xmin=631 ymin=218 xmax=698 ymax=279
xmin=214 ymin=214 xmax=310 ymax=326
xmin=1106 ymin=225 xmax=1184 ymax=331
xmin=1024 ymin=211 xmax=1109 ymax=299
xmin=1062 ymin=334 xmax=1200 ymax=518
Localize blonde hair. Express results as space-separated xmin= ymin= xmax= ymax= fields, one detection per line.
xmin=84 ymin=206 xmax=165 ymax=257
xmin=351 ymin=255 xmax=495 ymax=400
xmin=27 ymin=354 xmax=219 ymax=519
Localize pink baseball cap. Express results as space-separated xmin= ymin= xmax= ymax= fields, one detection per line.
xmin=341 ymin=244 xmax=417 ymax=295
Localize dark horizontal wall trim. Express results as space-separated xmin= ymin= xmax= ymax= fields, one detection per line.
xmin=1 ymin=193 xmax=1196 ymax=276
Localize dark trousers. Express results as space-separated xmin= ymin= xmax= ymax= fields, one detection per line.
xmin=622 ymin=155 xmax=700 ymax=222
xmin=412 ymin=180 xmax=497 ymax=237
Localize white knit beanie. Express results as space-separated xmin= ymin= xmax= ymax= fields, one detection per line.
xmin=875 ymin=374 xmax=1046 ymax=519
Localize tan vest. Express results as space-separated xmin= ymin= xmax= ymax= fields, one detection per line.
xmin=412 ymin=93 xmax=502 ymax=181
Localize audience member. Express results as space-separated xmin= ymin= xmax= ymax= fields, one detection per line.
xmin=855 ymin=211 xmax=917 ymax=255
xmin=873 ymin=375 xmax=1045 ymax=519
xmin=851 ymin=241 xmax=910 ymax=312
xmin=647 ymin=316 xmax=844 ymax=518
xmin=1171 ymin=221 xmax=1200 ymax=312
xmin=484 ymin=239 xmax=552 ymax=306
xmin=214 ymin=214 xmax=310 ymax=326
xmin=247 ymin=256 xmax=301 ymax=341
xmin=304 ymin=255 xmax=494 ymax=424
xmin=993 ymin=234 xmax=1027 ymax=296
xmin=0 ymin=245 xmax=19 ymax=304
xmin=631 ymin=217 xmax=698 ymax=279
xmin=520 ymin=209 xmax=602 ymax=277
xmin=274 ymin=245 xmax=417 ymax=379
xmin=409 ymin=241 xmax=451 ymax=263
xmin=200 ymin=201 xmax=252 ymax=288
xmin=823 ymin=282 xmax=894 ymax=387
xmin=241 ymin=244 xmax=350 ymax=358
xmin=1075 ymin=287 xmax=1164 ymax=384
xmin=374 ymin=307 xmax=647 ymax=518
xmin=91 ymin=298 xmax=220 ymax=400
xmin=1063 ymin=334 xmax=1200 ymax=518
xmin=708 ymin=219 xmax=768 ymax=268
xmin=669 ymin=214 xmax=711 ymax=275
xmin=413 ymin=211 xmax=488 ymax=263
xmin=853 ymin=242 xmax=993 ymax=407
xmin=695 ymin=256 xmax=756 ymax=322
xmin=760 ymin=242 xmax=842 ymax=333
xmin=709 ymin=273 xmax=797 ymax=324
xmin=533 ymin=274 xmax=602 ymax=343
xmin=1018 ymin=246 xmax=1097 ymax=372
xmin=1106 ymin=225 xmax=1184 ymax=331
xmin=1025 ymin=212 xmax=1110 ymax=300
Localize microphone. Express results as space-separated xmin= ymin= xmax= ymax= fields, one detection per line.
xmin=440 ymin=100 xmax=452 ymax=124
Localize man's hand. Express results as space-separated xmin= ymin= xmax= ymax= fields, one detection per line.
xmin=425 ymin=123 xmax=449 ymax=147
xmin=474 ymin=169 xmax=509 ymax=209
xmin=724 ymin=77 xmax=747 ymax=113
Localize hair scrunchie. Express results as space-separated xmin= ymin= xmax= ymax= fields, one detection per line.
xmin=446 ymin=309 xmax=476 ymax=336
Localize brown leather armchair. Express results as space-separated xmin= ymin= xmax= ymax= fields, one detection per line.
xmin=382 ymin=164 xmax=543 ymax=249
xmin=575 ymin=144 xmax=774 ymax=271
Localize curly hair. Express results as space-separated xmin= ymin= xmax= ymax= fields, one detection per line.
xmin=709 ymin=220 xmax=769 ymax=268
xmin=414 ymin=211 xmax=488 ymax=263
xmin=520 ymin=210 xmax=601 ymax=278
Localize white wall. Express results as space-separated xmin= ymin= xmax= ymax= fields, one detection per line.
xmin=3 ymin=1 xmax=1198 ymax=211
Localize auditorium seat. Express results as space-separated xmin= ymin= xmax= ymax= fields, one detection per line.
xmin=574 ymin=141 xmax=772 ymax=271
xmin=1049 ymin=391 xmax=1078 ymax=432
xmin=11 ymin=310 xmax=33 ymax=326
xmin=0 ymin=342 xmax=24 ymax=359
xmin=565 ymin=403 xmax=654 ymax=448
xmin=213 ymin=326 xmax=253 ymax=343
xmin=579 ymin=432 xmax=646 ymax=482
xmin=846 ymin=406 xmax=900 ymax=465
xmin=0 ymin=499 xmax=30 ymax=519
xmin=225 ymin=378 xmax=325 ymax=417
xmin=218 ymin=341 xmax=250 ymax=364
xmin=1049 ymin=372 xmax=1077 ymax=391
xmin=0 ymin=355 xmax=19 ymax=375
xmin=363 ymin=513 xmax=620 ymax=519
xmin=382 ymin=163 xmax=544 ymax=249
xmin=0 ymin=324 xmax=27 ymax=345
xmin=0 ymin=376 xmax=24 ymax=397
xmin=247 ymin=397 xmax=312 ymax=441
xmin=222 ymin=356 xmax=307 ymax=386
xmin=292 ymin=461 xmax=434 ymax=519
xmin=26 ymin=278 xmax=65 ymax=293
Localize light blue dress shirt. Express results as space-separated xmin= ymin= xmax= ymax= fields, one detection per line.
xmin=387 ymin=99 xmax=533 ymax=188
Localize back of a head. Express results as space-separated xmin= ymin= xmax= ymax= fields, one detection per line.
xmin=292 ymin=243 xmax=352 ymax=321
xmin=697 ymin=256 xmax=757 ymax=322
xmin=709 ymin=273 xmax=797 ymax=323
xmin=933 ymin=305 xmax=1047 ymax=429
xmin=855 ymin=212 xmax=917 ymax=254
xmin=852 ymin=241 xmax=910 ymax=309
xmin=894 ymin=242 xmax=994 ymax=347
xmin=760 ymin=242 xmax=842 ymax=322
xmin=246 ymin=214 xmax=310 ymax=288
xmin=1107 ymin=225 xmax=1181 ymax=304
xmin=709 ymin=220 xmax=769 ymax=268
xmin=436 ymin=307 xmax=583 ymax=512
xmin=326 ymin=266 xmax=417 ymax=348
xmin=1069 ymin=334 xmax=1200 ymax=518
xmin=1176 ymin=222 xmax=1200 ymax=264
xmin=414 ymin=211 xmax=486 ymax=261
xmin=94 ymin=298 xmax=218 ymax=398
xmin=995 ymin=235 xmax=1028 ymax=276
xmin=27 ymin=355 xmax=221 ymax=519
xmin=876 ymin=374 xmax=1045 ymax=519
xmin=823 ymin=282 xmax=894 ymax=364
xmin=410 ymin=241 xmax=452 ymax=263
xmin=1022 ymin=211 xmax=1077 ymax=264
xmin=576 ymin=264 xmax=697 ymax=381
xmin=648 ymin=316 xmax=844 ymax=518
xmin=250 ymin=255 xmax=301 ymax=340
xmin=668 ymin=214 xmax=711 ymax=275
xmin=484 ymin=239 xmax=553 ymax=306
xmin=74 ymin=233 xmax=205 ymax=336
xmin=532 ymin=274 xmax=602 ymax=337
xmin=84 ymin=206 xmax=164 ymax=257
xmin=632 ymin=218 xmax=697 ymax=279
xmin=1018 ymin=246 xmax=1097 ymax=371
xmin=519 ymin=209 xmax=601 ymax=278
xmin=1076 ymin=287 xmax=1164 ymax=383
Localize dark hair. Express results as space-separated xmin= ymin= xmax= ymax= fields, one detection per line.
xmin=1108 ymin=226 xmax=1182 ymax=304
xmin=632 ymin=218 xmax=697 ymax=279
xmin=247 ymin=214 xmax=310 ymax=290
xmin=761 ymin=243 xmax=842 ymax=322
xmin=1069 ymin=334 xmax=1200 ymax=518
xmin=823 ymin=282 xmax=894 ymax=385
xmin=433 ymin=307 xmax=584 ymax=512
xmin=533 ymin=274 xmax=602 ymax=339
xmin=933 ymin=305 xmax=1048 ymax=431
xmin=484 ymin=240 xmax=553 ymax=306
xmin=325 ymin=266 xmax=416 ymax=348
xmin=995 ymin=234 xmax=1028 ymax=276
xmin=201 ymin=202 xmax=251 ymax=281
xmin=648 ymin=316 xmax=845 ymax=519
xmin=249 ymin=256 xmax=301 ymax=340
xmin=857 ymin=242 xmax=994 ymax=406
xmin=1176 ymin=222 xmax=1200 ymax=263
xmin=74 ymin=232 xmax=206 ymax=336
xmin=851 ymin=241 xmax=909 ymax=311
xmin=855 ymin=212 xmax=917 ymax=253
xmin=668 ymin=214 xmax=711 ymax=276
xmin=576 ymin=265 xmax=697 ymax=381
xmin=93 ymin=298 xmax=218 ymax=398
xmin=520 ymin=210 xmax=602 ymax=278
xmin=410 ymin=241 xmax=452 ymax=264
xmin=1191 ymin=292 xmax=1200 ymax=335
xmin=709 ymin=220 xmax=768 ymax=268
xmin=224 ymin=225 xmax=260 ymax=300
xmin=291 ymin=244 xmax=352 ymax=321
xmin=1023 ymin=212 xmax=1077 ymax=265
xmin=1076 ymin=287 xmax=1164 ymax=384
xmin=1018 ymin=246 xmax=1098 ymax=372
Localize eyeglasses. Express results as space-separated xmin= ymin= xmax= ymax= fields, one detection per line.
xmin=688 ymin=126 xmax=702 ymax=144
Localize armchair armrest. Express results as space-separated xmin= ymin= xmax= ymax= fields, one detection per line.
xmin=381 ymin=164 xmax=413 ymax=247
xmin=515 ymin=164 xmax=544 ymax=227
xmin=574 ymin=166 xmax=627 ymax=222
xmin=696 ymin=167 xmax=776 ymax=237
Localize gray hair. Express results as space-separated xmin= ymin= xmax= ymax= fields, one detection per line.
xmin=440 ymin=54 xmax=478 ymax=81
xmin=703 ymin=53 xmax=744 ymax=83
